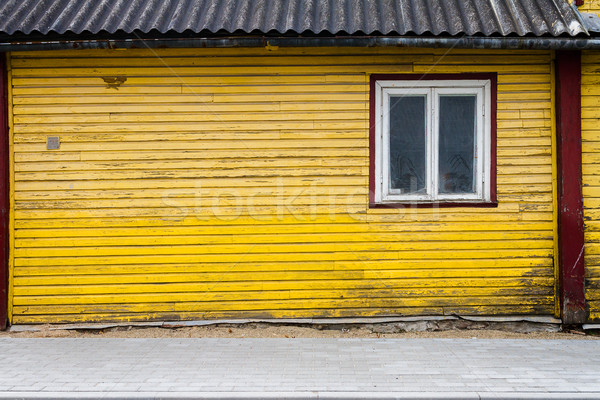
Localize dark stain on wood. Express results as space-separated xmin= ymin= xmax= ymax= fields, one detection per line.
xmin=102 ymin=76 xmax=127 ymax=90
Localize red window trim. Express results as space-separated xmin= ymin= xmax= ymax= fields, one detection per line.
xmin=368 ymin=73 xmax=498 ymax=209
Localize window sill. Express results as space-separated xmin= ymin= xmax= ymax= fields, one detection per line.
xmin=369 ymin=201 xmax=499 ymax=209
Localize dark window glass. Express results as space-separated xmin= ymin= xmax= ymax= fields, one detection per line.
xmin=389 ymin=96 xmax=426 ymax=194
xmin=438 ymin=95 xmax=477 ymax=194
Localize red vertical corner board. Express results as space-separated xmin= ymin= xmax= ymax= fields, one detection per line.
xmin=556 ymin=51 xmax=586 ymax=324
xmin=0 ymin=54 xmax=8 ymax=330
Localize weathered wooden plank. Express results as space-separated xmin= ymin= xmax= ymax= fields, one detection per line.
xmin=11 ymin=258 xmax=553 ymax=279
xmin=11 ymin=295 xmax=555 ymax=314
xmin=14 ymin=303 xmax=556 ymax=324
xmin=13 ymin=285 xmax=554 ymax=303
xmin=13 ymin=248 xmax=553 ymax=268
xmin=582 ymin=50 xmax=600 ymax=322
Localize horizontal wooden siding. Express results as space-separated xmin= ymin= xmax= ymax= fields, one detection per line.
xmin=582 ymin=50 xmax=600 ymax=322
xmin=578 ymin=0 xmax=600 ymax=15
xmin=8 ymin=47 xmax=556 ymax=323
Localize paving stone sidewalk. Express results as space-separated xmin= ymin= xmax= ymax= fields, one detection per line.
xmin=0 ymin=338 xmax=599 ymax=399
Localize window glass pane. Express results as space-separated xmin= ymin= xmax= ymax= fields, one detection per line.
xmin=389 ymin=96 xmax=426 ymax=194
xmin=438 ymin=95 xmax=477 ymax=194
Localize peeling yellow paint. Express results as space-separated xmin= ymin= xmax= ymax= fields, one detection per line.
xmin=8 ymin=47 xmax=556 ymax=324
xmin=582 ymin=50 xmax=600 ymax=322
xmin=6 ymin=52 xmax=14 ymax=324
xmin=550 ymin=51 xmax=561 ymax=318
xmin=578 ymin=0 xmax=600 ymax=15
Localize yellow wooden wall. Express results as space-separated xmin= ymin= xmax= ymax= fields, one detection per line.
xmin=7 ymin=47 xmax=557 ymax=324
xmin=578 ymin=0 xmax=600 ymax=14
xmin=582 ymin=51 xmax=600 ymax=322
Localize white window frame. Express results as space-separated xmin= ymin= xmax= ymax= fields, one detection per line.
xmin=374 ymin=79 xmax=492 ymax=204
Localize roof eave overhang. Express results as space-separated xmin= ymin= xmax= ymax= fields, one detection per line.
xmin=1 ymin=35 xmax=599 ymax=52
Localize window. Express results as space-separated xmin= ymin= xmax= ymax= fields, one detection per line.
xmin=370 ymin=74 xmax=496 ymax=206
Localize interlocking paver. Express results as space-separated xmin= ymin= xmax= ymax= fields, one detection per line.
xmin=0 ymin=338 xmax=599 ymax=399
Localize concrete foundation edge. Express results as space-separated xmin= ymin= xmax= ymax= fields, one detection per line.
xmin=8 ymin=315 xmax=563 ymax=332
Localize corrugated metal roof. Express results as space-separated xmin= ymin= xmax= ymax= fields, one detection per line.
xmin=581 ymin=12 xmax=600 ymax=33
xmin=0 ymin=0 xmax=589 ymax=39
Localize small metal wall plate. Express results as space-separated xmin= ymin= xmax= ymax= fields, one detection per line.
xmin=47 ymin=136 xmax=60 ymax=150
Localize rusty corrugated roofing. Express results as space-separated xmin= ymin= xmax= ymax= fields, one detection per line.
xmin=0 ymin=0 xmax=589 ymax=39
